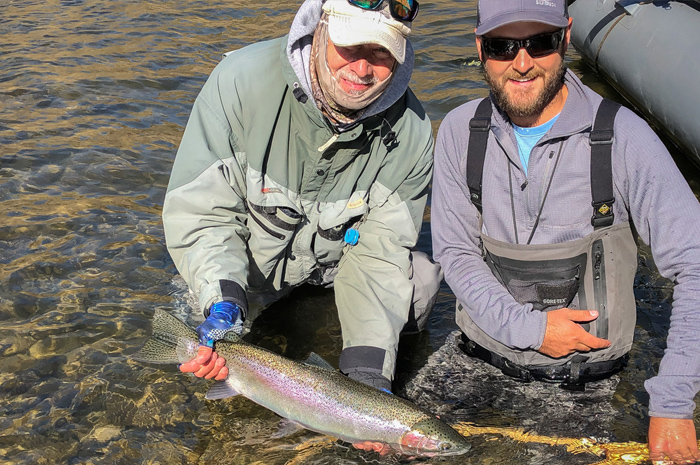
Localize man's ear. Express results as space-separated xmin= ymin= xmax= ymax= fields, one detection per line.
xmin=475 ymin=33 xmax=485 ymax=62
xmin=562 ymin=17 xmax=573 ymax=54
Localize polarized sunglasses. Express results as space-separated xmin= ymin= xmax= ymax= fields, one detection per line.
xmin=347 ymin=0 xmax=419 ymax=22
xmin=481 ymin=28 xmax=566 ymax=61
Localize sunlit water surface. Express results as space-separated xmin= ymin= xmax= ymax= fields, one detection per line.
xmin=2 ymin=1 xmax=699 ymax=464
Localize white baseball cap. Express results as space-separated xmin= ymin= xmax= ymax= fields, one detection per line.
xmin=322 ymin=0 xmax=412 ymax=64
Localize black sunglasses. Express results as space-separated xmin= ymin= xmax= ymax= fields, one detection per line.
xmin=347 ymin=0 xmax=419 ymax=22
xmin=481 ymin=28 xmax=566 ymax=61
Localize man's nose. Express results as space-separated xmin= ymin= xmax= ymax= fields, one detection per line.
xmin=512 ymin=47 xmax=535 ymax=74
xmin=350 ymin=58 xmax=373 ymax=77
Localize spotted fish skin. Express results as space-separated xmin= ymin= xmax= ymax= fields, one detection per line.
xmin=132 ymin=309 xmax=471 ymax=457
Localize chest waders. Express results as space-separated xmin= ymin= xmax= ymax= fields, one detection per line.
xmin=457 ymin=98 xmax=638 ymax=390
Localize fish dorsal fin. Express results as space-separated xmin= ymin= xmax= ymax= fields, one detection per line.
xmin=303 ymin=352 xmax=336 ymax=371
xmin=205 ymin=380 xmax=240 ymax=400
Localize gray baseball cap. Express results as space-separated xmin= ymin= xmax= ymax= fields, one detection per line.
xmin=476 ymin=0 xmax=569 ymax=36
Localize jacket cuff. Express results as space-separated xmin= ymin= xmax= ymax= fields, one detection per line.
xmin=339 ymin=346 xmax=393 ymax=381
xmin=199 ymin=279 xmax=248 ymax=319
xmin=644 ymin=375 xmax=699 ymax=419
xmin=529 ymin=308 xmax=548 ymax=351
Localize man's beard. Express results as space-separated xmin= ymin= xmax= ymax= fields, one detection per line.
xmin=484 ymin=59 xmax=567 ymax=120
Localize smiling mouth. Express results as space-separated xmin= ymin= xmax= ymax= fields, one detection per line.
xmin=340 ymin=78 xmax=373 ymax=91
xmin=509 ymin=75 xmax=539 ymax=83
xmin=506 ymin=75 xmax=542 ymax=89
xmin=345 ymin=80 xmax=368 ymax=88
xmin=335 ymin=69 xmax=378 ymax=92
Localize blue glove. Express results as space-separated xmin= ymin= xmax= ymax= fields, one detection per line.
xmin=196 ymin=301 xmax=243 ymax=348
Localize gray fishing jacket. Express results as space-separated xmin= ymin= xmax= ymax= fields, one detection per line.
xmin=432 ymin=69 xmax=700 ymax=419
xmin=162 ymin=0 xmax=433 ymax=381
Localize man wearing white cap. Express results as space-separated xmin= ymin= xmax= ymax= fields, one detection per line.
xmin=162 ymin=0 xmax=440 ymax=409
xmin=432 ymin=0 xmax=700 ymax=463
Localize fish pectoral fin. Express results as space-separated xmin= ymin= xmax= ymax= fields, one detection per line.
xmin=270 ymin=418 xmax=306 ymax=438
xmin=205 ymin=380 xmax=240 ymax=400
xmin=303 ymin=352 xmax=336 ymax=371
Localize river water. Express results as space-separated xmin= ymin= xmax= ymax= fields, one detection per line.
xmin=2 ymin=0 xmax=699 ymax=464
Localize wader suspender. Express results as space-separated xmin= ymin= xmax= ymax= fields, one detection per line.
xmin=466 ymin=98 xmax=492 ymax=212
xmin=466 ymin=98 xmax=621 ymax=227
xmin=590 ymin=99 xmax=621 ymax=229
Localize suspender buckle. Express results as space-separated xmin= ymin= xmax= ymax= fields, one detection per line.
xmin=469 ymin=117 xmax=491 ymax=132
xmin=561 ymin=356 xmax=587 ymax=391
xmin=591 ymin=199 xmax=615 ymax=228
xmin=589 ymin=129 xmax=614 ymax=145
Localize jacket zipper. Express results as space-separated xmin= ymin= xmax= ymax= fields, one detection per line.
xmin=539 ymin=149 xmax=556 ymax=206
xmin=248 ymin=209 xmax=286 ymax=240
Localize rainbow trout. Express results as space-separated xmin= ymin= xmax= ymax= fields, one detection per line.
xmin=133 ymin=309 xmax=471 ymax=457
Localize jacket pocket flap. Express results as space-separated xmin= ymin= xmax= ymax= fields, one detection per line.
xmin=318 ymin=194 xmax=369 ymax=230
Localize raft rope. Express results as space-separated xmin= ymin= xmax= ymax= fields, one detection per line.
xmin=594 ymin=13 xmax=626 ymax=73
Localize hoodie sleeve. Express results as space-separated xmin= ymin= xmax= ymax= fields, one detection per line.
xmin=613 ymin=108 xmax=700 ymax=419
xmin=431 ymin=104 xmax=547 ymax=351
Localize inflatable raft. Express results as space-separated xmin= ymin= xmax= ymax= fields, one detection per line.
xmin=569 ymin=0 xmax=700 ymax=167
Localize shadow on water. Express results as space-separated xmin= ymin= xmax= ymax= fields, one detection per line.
xmin=1 ymin=0 xmax=699 ymax=463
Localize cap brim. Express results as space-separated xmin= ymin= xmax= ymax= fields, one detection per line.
xmin=327 ymin=16 xmax=406 ymax=64
xmin=476 ymin=12 xmax=569 ymax=35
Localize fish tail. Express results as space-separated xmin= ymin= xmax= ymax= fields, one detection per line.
xmin=131 ymin=309 xmax=199 ymax=364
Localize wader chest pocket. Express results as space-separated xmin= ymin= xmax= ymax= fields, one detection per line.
xmin=486 ymin=253 xmax=588 ymax=313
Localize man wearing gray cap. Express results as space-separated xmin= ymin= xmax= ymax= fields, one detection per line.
xmin=162 ymin=0 xmax=441 ymax=409
xmin=431 ymin=0 xmax=700 ymax=462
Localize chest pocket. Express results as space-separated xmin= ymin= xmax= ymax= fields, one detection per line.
xmin=486 ymin=251 xmax=588 ymax=313
xmin=247 ymin=201 xmax=302 ymax=285
xmin=314 ymin=195 xmax=369 ymax=265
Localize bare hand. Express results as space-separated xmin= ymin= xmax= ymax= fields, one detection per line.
xmin=179 ymin=345 xmax=229 ymax=381
xmin=352 ymin=441 xmax=391 ymax=456
xmin=648 ymin=417 xmax=699 ymax=464
xmin=538 ymin=308 xmax=611 ymax=358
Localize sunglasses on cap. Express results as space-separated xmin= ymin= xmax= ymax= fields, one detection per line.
xmin=347 ymin=0 xmax=419 ymax=22
xmin=481 ymin=28 xmax=566 ymax=61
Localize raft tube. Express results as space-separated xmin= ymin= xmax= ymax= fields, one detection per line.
xmin=569 ymin=0 xmax=700 ymax=167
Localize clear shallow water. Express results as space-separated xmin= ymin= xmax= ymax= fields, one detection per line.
xmin=1 ymin=1 xmax=699 ymax=464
